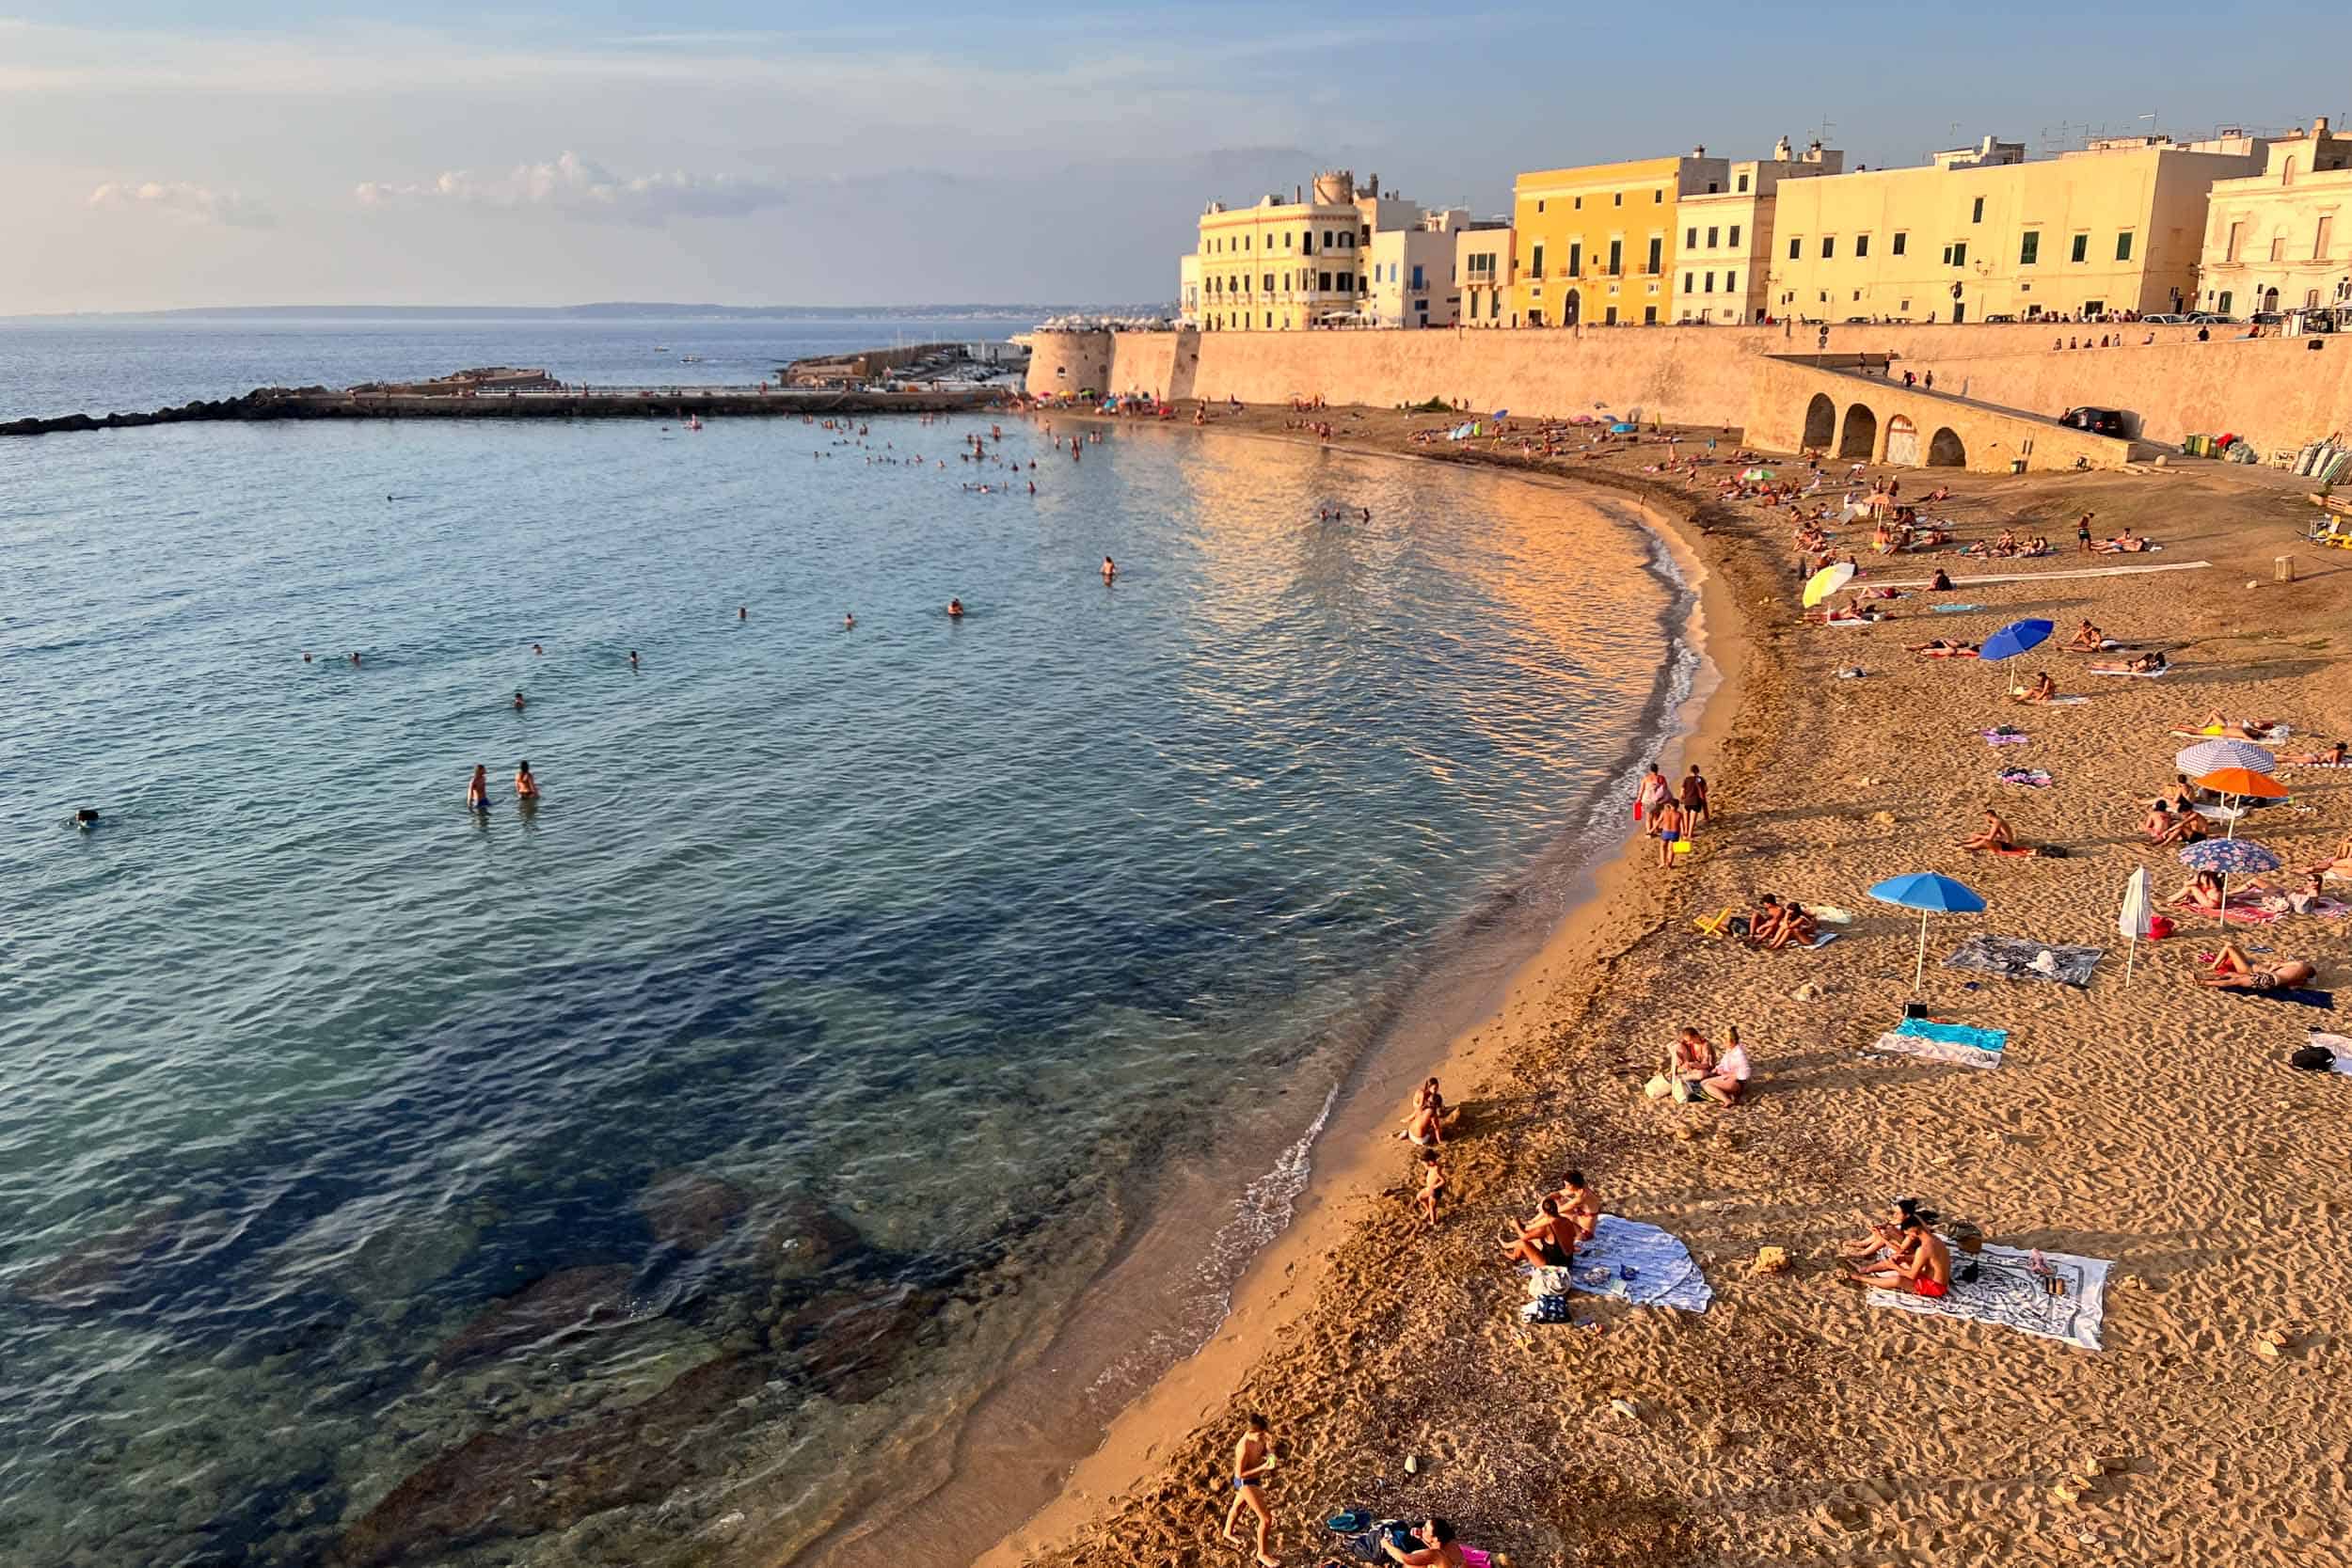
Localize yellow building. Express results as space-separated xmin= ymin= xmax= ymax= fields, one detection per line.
xmin=1769 ymin=134 xmax=2267 ymax=325
xmin=1507 ymin=150 xmax=1735 ymax=327
xmin=1673 ymin=139 xmax=1844 ymax=325
xmin=1191 ymin=170 xmax=1422 ymax=332
xmin=2198 ymin=118 xmax=2352 ymax=319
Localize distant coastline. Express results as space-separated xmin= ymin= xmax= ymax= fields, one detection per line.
xmin=1 ymin=302 xmax=1167 ymax=325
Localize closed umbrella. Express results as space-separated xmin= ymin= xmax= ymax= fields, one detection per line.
xmin=1803 ymin=561 xmax=1857 ymax=607
xmin=2192 ymin=766 xmax=2290 ymax=839
xmin=1867 ymin=872 xmax=1987 ymax=991
xmin=2117 ymin=866 xmax=2153 ymax=985
xmin=2175 ymin=737 xmax=2274 ymax=777
xmin=2178 ymin=837 xmax=2284 ymax=929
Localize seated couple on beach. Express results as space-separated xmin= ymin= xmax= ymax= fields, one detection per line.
xmin=1500 ymin=1171 xmax=1602 ymax=1267
xmin=1401 ymin=1077 xmax=1452 ymax=1147
xmin=1664 ymin=1026 xmax=1751 ymax=1103
xmin=2198 ymin=940 xmax=2318 ymax=992
xmin=1743 ymin=895 xmax=1816 ymax=950
xmin=1838 ymin=1198 xmax=1953 ymax=1297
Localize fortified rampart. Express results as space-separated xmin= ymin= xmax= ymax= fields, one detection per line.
xmin=1028 ymin=324 xmax=2352 ymax=471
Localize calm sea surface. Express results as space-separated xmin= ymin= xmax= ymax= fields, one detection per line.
xmin=0 ymin=324 xmax=1691 ymax=1568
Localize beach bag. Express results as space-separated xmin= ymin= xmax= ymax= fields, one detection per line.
xmin=2289 ymin=1045 xmax=2338 ymax=1072
xmin=2146 ymin=914 xmax=2175 ymax=941
xmin=1645 ymin=1073 xmax=1673 ymax=1099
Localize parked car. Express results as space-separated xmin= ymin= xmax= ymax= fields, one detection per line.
xmin=2142 ymin=313 xmax=2190 ymax=325
xmin=2058 ymin=406 xmax=2128 ymax=436
xmin=1983 ymin=313 xmax=2018 ymax=324
xmin=2187 ymin=312 xmax=2241 ymax=325
xmin=2251 ymin=311 xmax=2286 ymax=325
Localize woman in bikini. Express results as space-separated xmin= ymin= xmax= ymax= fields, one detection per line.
xmin=1906 ymin=639 xmax=1978 ymax=657
xmin=2170 ymin=869 xmax=2226 ymax=911
xmin=2186 ymin=711 xmax=2283 ymax=740
xmin=2280 ymin=740 xmax=2349 ymax=766
xmin=2197 ymin=940 xmax=2318 ymax=991
xmin=2010 ymin=670 xmax=2058 ymax=705
xmin=1502 ymin=1196 xmax=1578 ymax=1268
xmin=2065 ymin=619 xmax=2105 ymax=651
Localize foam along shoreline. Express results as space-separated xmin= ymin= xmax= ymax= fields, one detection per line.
xmin=969 ymin=431 xmax=1734 ymax=1568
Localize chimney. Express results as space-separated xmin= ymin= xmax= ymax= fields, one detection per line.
xmin=1774 ymin=135 xmax=1793 ymax=160
xmin=1692 ymin=144 xmax=1706 ymax=157
xmin=2318 ymin=116 xmax=2333 ymax=137
xmin=1367 ymin=173 xmax=1379 ymax=197
xmin=1295 ymin=183 xmax=1303 ymax=203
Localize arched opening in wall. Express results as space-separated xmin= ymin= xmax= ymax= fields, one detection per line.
xmin=1837 ymin=403 xmax=1878 ymax=460
xmin=1802 ymin=392 xmax=1836 ymax=449
xmin=2263 ymin=286 xmax=2280 ymax=314
xmin=1564 ymin=290 xmax=1582 ymax=325
xmin=1884 ymin=414 xmax=1920 ymax=466
xmin=1928 ymin=427 xmax=1966 ymax=467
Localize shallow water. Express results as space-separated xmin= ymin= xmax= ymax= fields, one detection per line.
xmin=0 ymin=405 xmax=1682 ymax=1567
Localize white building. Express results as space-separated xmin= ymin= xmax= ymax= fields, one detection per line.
xmin=1363 ymin=210 xmax=1481 ymax=327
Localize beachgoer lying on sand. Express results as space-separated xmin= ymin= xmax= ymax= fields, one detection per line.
xmin=2185 ymin=711 xmax=2285 ymax=741
xmin=2010 ymin=671 xmax=2058 ymax=705
xmin=2066 ymin=619 xmax=2105 ymax=651
xmin=1841 ymin=1213 xmax=1951 ymax=1296
xmin=1840 ymin=1197 xmax=1931 ymax=1261
xmin=1906 ymin=639 xmax=1979 ymax=657
xmin=1958 ymin=807 xmax=2017 ymax=851
xmin=2093 ymin=528 xmax=2151 ymax=553
xmin=1382 ymin=1518 xmax=1465 ymax=1568
xmin=1702 ymin=1026 xmax=1752 ymax=1103
xmin=2090 ymin=650 xmax=2167 ymax=674
xmin=2171 ymin=870 xmax=2226 ymax=911
xmin=2298 ymin=835 xmax=2352 ymax=879
xmin=1416 ymin=1148 xmax=1446 ymax=1227
xmin=2197 ymin=940 xmax=2318 ymax=991
xmin=1548 ymin=1170 xmax=1601 ymax=1243
xmin=1502 ymin=1196 xmax=1579 ymax=1267
xmin=1814 ymin=603 xmax=1878 ymax=625
xmin=2280 ymin=740 xmax=2350 ymax=765
xmin=1922 ymin=485 xmax=1952 ymax=502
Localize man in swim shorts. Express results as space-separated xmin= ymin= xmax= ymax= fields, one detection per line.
xmin=1220 ymin=1414 xmax=1279 ymax=1567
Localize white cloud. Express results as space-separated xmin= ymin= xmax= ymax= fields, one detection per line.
xmin=87 ymin=179 xmax=270 ymax=228
xmin=354 ymin=151 xmax=787 ymax=224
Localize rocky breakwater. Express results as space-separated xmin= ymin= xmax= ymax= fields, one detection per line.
xmin=2 ymin=386 xmax=342 ymax=437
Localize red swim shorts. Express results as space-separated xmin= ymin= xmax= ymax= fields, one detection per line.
xmin=1910 ymin=1277 xmax=1949 ymax=1299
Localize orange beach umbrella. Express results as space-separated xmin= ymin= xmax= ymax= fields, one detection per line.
xmin=2195 ymin=767 xmax=2289 ymax=840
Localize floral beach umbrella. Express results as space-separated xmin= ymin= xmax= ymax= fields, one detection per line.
xmin=2178 ymin=837 xmax=2284 ymax=929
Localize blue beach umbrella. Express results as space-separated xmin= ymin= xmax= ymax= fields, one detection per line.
xmin=1979 ymin=619 xmax=2054 ymax=662
xmin=2177 ymin=837 xmax=2283 ymax=929
xmin=1868 ymin=872 xmax=1988 ymax=990
xmin=1490 ymin=408 xmax=1511 ymax=420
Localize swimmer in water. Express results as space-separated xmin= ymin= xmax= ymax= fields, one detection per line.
xmin=947 ymin=598 xmax=964 ymax=619
xmin=350 ymin=652 xmax=362 ymax=668
xmin=514 ymin=760 xmax=539 ymax=801
xmin=628 ymin=650 xmax=639 ymax=670
xmin=844 ymin=611 xmax=856 ymax=629
xmin=513 ymin=690 xmax=527 ymax=712
xmin=532 ymin=643 xmax=544 ymax=656
xmin=738 ymin=607 xmax=748 ymax=621
xmin=73 ymin=807 xmax=101 ymax=831
xmin=1102 ymin=556 xmax=1117 ymax=582
xmin=467 ymin=766 xmax=490 ymax=812
xmin=301 ymin=652 xmax=311 ymax=663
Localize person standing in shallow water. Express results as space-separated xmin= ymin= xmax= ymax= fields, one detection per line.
xmin=1102 ymin=556 xmax=1117 ymax=583
xmin=1220 ymin=1413 xmax=1278 ymax=1567
xmin=514 ymin=760 xmax=539 ymax=801
xmin=467 ymin=766 xmax=490 ymax=812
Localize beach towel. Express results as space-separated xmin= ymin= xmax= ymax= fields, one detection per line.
xmin=1931 ymin=603 xmax=1986 ymax=613
xmin=1799 ymin=931 xmax=1840 ymax=951
xmin=1523 ymin=1215 xmax=1711 ymax=1314
xmin=1870 ymin=1017 xmax=2008 ymax=1069
xmin=1981 ymin=729 xmax=2032 ymax=747
xmin=2219 ymin=985 xmax=2334 ymax=1009
xmin=2090 ymin=666 xmax=2170 ymax=677
xmin=1944 ymin=933 xmax=2103 ymax=988
xmin=1867 ymin=1241 xmax=2109 ymax=1350
xmin=2039 ymin=696 xmax=2092 ymax=705
xmin=1997 ymin=768 xmax=2053 ymax=787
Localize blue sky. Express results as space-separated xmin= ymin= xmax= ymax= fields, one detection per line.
xmin=6 ymin=4 xmax=2348 ymax=311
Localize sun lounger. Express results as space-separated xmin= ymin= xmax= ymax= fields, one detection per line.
xmin=1865 ymin=1241 xmax=2108 ymax=1350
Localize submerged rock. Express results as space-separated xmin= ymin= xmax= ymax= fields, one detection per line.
xmin=10 ymin=1199 xmax=187 ymax=1307
xmin=768 ymin=1285 xmax=932 ymax=1403
xmin=751 ymin=1196 xmax=866 ymax=1282
xmin=636 ymin=1172 xmax=749 ymax=1253
xmin=431 ymin=1264 xmax=636 ymax=1370
xmin=335 ymin=1354 xmax=765 ymax=1567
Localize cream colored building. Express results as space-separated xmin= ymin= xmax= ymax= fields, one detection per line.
xmin=1770 ymin=133 xmax=2267 ymax=324
xmin=1190 ymin=171 xmax=1423 ymax=332
xmin=1362 ymin=210 xmax=1478 ymax=328
xmin=2198 ymin=118 xmax=2352 ymax=318
xmin=1673 ymin=138 xmax=1843 ymax=324
xmin=1455 ymin=226 xmax=1515 ymax=327
xmin=1178 ymin=252 xmax=1201 ymax=325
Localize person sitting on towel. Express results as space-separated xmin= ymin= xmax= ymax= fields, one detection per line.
xmin=1548 ymin=1169 xmax=1602 ymax=1243
xmin=1841 ymin=1197 xmax=1930 ymax=1262
xmin=1957 ymin=806 xmax=2020 ymax=852
xmin=2010 ymin=670 xmax=2058 ymax=705
xmin=2197 ymin=940 xmax=2318 ymax=992
xmin=1501 ymin=1197 xmax=1578 ymax=1268
xmin=2297 ymin=834 xmax=2352 ymax=879
xmin=1701 ymin=1026 xmax=1753 ymax=1103
xmin=2171 ymin=870 xmax=2226 ymax=911
xmin=1382 ymin=1518 xmax=1464 ymax=1568
xmin=2065 ymin=618 xmax=2105 ymax=651
xmin=1756 ymin=901 xmax=1817 ymax=951
xmin=1841 ymin=1212 xmax=1951 ymax=1297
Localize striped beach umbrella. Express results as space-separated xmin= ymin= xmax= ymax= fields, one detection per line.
xmin=2175 ymin=737 xmax=2274 ymax=777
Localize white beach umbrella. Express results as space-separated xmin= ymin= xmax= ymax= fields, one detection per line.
xmin=2117 ymin=866 xmax=2153 ymax=985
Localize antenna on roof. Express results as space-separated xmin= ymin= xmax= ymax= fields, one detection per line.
xmin=1813 ymin=115 xmax=1836 ymax=147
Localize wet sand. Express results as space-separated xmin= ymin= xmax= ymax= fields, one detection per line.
xmin=974 ymin=403 xmax=2352 ymax=1567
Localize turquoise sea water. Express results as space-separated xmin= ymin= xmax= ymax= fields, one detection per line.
xmin=0 ymin=391 xmax=1688 ymax=1567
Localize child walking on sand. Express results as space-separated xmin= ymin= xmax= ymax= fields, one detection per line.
xmin=1221 ymin=1415 xmax=1279 ymax=1566
xmin=1417 ymin=1148 xmax=1447 ymax=1227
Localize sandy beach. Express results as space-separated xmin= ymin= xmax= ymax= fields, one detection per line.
xmin=977 ymin=401 xmax=2352 ymax=1568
